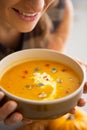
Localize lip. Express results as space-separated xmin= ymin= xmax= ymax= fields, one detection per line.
xmin=12 ymin=8 xmax=40 ymax=22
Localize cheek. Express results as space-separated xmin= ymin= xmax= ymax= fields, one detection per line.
xmin=0 ymin=1 xmax=20 ymax=19
xmin=0 ymin=0 xmax=20 ymax=9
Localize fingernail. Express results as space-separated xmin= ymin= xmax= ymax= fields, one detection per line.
xmin=7 ymin=101 xmax=17 ymax=111
xmin=0 ymin=91 xmax=5 ymax=96
xmin=22 ymin=119 xmax=34 ymax=125
xmin=0 ymin=92 xmax=5 ymax=100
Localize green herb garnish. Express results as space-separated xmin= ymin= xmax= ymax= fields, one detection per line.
xmin=36 ymin=83 xmax=45 ymax=87
xmin=56 ymin=78 xmax=63 ymax=83
xmin=38 ymin=92 xmax=47 ymax=98
xmin=25 ymin=85 xmax=32 ymax=89
xmin=51 ymin=68 xmax=57 ymax=73
xmin=34 ymin=67 xmax=41 ymax=72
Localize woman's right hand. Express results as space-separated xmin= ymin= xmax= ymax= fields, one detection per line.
xmin=0 ymin=91 xmax=23 ymax=126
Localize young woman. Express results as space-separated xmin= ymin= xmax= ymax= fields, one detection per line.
xmin=0 ymin=0 xmax=87 ymax=127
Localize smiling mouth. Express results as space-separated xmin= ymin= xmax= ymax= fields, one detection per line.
xmin=13 ymin=8 xmax=38 ymax=17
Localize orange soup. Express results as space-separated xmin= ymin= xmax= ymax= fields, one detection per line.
xmin=0 ymin=60 xmax=81 ymax=101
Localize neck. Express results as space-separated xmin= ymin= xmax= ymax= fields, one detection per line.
xmin=0 ymin=20 xmax=21 ymax=49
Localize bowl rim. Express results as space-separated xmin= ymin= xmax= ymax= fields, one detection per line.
xmin=0 ymin=49 xmax=85 ymax=105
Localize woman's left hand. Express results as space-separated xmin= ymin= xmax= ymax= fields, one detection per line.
xmin=77 ymin=82 xmax=87 ymax=106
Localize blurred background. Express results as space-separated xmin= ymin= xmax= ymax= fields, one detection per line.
xmin=66 ymin=0 xmax=87 ymax=63
xmin=0 ymin=0 xmax=87 ymax=129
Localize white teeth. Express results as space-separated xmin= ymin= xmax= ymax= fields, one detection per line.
xmin=22 ymin=12 xmax=36 ymax=17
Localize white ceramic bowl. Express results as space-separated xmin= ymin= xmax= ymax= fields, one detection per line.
xmin=0 ymin=49 xmax=85 ymax=119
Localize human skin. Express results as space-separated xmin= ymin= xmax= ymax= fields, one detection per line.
xmin=0 ymin=0 xmax=57 ymax=48
xmin=0 ymin=0 xmax=55 ymax=33
xmin=0 ymin=0 xmax=87 ymax=126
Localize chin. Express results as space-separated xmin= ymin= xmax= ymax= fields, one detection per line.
xmin=16 ymin=27 xmax=34 ymax=33
xmin=19 ymin=28 xmax=34 ymax=33
xmin=16 ymin=23 xmax=38 ymax=33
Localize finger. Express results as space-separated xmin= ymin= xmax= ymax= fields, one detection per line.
xmin=4 ymin=112 xmax=23 ymax=126
xmin=77 ymin=98 xmax=86 ymax=107
xmin=0 ymin=91 xmax=5 ymax=101
xmin=0 ymin=101 xmax=17 ymax=121
xmin=22 ymin=118 xmax=34 ymax=125
xmin=76 ymin=59 xmax=87 ymax=69
xmin=83 ymin=82 xmax=87 ymax=93
xmin=69 ymin=108 xmax=76 ymax=114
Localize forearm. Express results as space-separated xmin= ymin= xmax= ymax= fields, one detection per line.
xmin=56 ymin=0 xmax=73 ymax=40
xmin=50 ymin=0 xmax=74 ymax=52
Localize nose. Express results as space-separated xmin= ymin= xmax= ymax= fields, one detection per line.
xmin=26 ymin=0 xmax=45 ymax=12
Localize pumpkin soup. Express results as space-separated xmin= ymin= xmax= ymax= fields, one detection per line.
xmin=0 ymin=60 xmax=81 ymax=101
